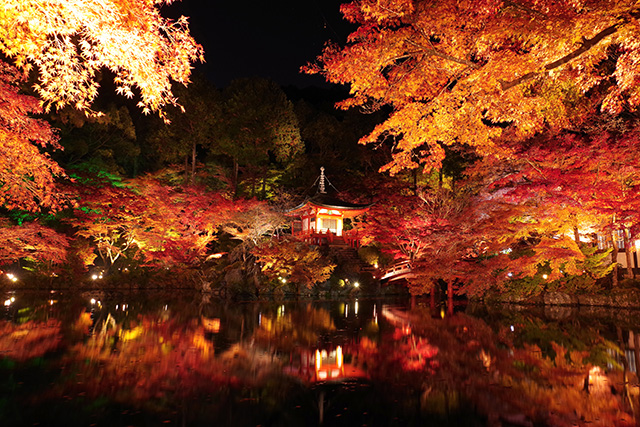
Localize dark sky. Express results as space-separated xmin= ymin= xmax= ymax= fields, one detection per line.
xmin=164 ymin=0 xmax=354 ymax=89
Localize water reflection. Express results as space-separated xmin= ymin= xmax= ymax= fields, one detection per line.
xmin=0 ymin=291 xmax=637 ymax=426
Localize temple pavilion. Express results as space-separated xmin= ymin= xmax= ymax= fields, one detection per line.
xmin=287 ymin=167 xmax=371 ymax=248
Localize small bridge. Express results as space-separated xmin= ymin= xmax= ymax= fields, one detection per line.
xmin=380 ymin=261 xmax=415 ymax=284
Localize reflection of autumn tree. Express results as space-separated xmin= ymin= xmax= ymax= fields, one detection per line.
xmin=0 ymin=319 xmax=62 ymax=362
xmin=373 ymin=309 xmax=633 ymax=426
xmin=253 ymin=304 xmax=335 ymax=352
xmin=62 ymin=314 xmax=222 ymax=403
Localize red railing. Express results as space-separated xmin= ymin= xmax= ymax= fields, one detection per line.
xmin=294 ymin=228 xmax=361 ymax=248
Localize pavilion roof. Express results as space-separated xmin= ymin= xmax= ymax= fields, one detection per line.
xmin=288 ymin=193 xmax=372 ymax=216
xmin=287 ymin=166 xmax=372 ymax=217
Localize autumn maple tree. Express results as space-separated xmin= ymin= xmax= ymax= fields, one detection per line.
xmin=0 ymin=0 xmax=203 ymax=116
xmin=407 ymin=122 xmax=640 ymax=296
xmin=66 ymin=176 xmax=150 ymax=272
xmin=66 ymin=172 xmax=271 ymax=277
xmin=252 ymin=237 xmax=335 ymax=293
xmin=0 ymin=218 xmax=69 ymax=268
xmin=0 ymin=0 xmax=202 ymax=213
xmin=307 ymin=0 xmax=640 ymax=173
xmin=0 ymin=63 xmax=64 ymax=212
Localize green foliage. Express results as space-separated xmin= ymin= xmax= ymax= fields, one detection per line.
xmin=556 ymin=246 xmax=613 ymax=293
xmin=5 ymin=210 xmax=57 ymax=227
xmin=502 ymin=245 xmax=614 ymax=296
xmin=53 ymin=104 xmax=140 ymax=176
xmin=357 ymin=244 xmax=381 ymax=267
xmin=502 ymin=270 xmax=549 ymax=297
xmin=67 ymin=163 xmax=127 ymax=188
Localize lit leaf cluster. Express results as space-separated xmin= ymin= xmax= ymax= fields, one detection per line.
xmin=252 ymin=237 xmax=335 ymax=289
xmin=0 ymin=0 xmax=203 ymax=117
xmin=0 ymin=218 xmax=69 ymax=267
xmin=66 ymin=175 xmax=265 ymax=271
xmin=308 ymin=0 xmax=640 ymax=173
xmin=0 ymin=63 xmax=64 ymax=212
xmin=431 ymin=125 xmax=640 ymax=295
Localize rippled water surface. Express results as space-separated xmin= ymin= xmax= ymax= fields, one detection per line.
xmin=1 ymin=289 xmax=638 ymax=426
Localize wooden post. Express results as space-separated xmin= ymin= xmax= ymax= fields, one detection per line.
xmin=623 ymin=227 xmax=635 ymax=279
xmin=430 ymin=286 xmax=436 ymax=311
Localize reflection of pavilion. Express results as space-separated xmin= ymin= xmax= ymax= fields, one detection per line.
xmin=287 ymin=167 xmax=371 ymax=249
xmin=282 ymin=343 xmax=368 ymax=383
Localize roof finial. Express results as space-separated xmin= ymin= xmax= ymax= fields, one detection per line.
xmin=319 ymin=166 xmax=326 ymax=194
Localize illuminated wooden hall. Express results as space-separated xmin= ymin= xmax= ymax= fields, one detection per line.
xmin=287 ymin=167 xmax=371 ymax=248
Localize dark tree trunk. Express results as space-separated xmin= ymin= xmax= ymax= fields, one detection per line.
xmin=612 ymin=230 xmax=619 ymax=287
xmin=184 ymin=154 xmax=189 ymax=185
xmin=623 ymin=227 xmax=635 ymax=279
xmin=191 ymin=140 xmax=196 ymax=185
xmin=634 ymin=331 xmax=640 ymax=379
xmin=233 ymin=158 xmax=239 ymax=198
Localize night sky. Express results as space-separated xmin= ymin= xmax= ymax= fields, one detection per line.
xmin=164 ymin=0 xmax=354 ymax=89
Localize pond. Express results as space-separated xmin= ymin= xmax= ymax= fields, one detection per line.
xmin=0 ymin=289 xmax=638 ymax=426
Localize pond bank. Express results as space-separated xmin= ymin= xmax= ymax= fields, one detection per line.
xmin=487 ymin=289 xmax=640 ymax=308
xmin=481 ymin=290 xmax=640 ymax=323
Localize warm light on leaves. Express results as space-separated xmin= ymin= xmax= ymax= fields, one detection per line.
xmin=0 ymin=63 xmax=65 ymax=211
xmin=0 ymin=0 xmax=203 ymax=119
xmin=308 ymin=0 xmax=640 ymax=173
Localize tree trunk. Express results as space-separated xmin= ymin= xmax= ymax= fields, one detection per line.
xmin=233 ymin=158 xmax=239 ymax=198
xmin=251 ymin=169 xmax=256 ymax=198
xmin=447 ymin=281 xmax=454 ymax=316
xmin=573 ymin=226 xmax=580 ymax=245
xmin=261 ymin=167 xmax=267 ymax=200
xmin=623 ymin=227 xmax=635 ymax=279
xmin=634 ymin=331 xmax=640 ymax=378
xmin=184 ymin=154 xmax=189 ymax=185
xmin=191 ymin=140 xmax=197 ymax=185
xmin=612 ymin=230 xmax=619 ymax=287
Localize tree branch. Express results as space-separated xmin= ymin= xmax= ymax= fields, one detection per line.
xmin=409 ymin=30 xmax=479 ymax=69
xmin=499 ymin=12 xmax=640 ymax=91
xmin=501 ymin=0 xmax=547 ymax=19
